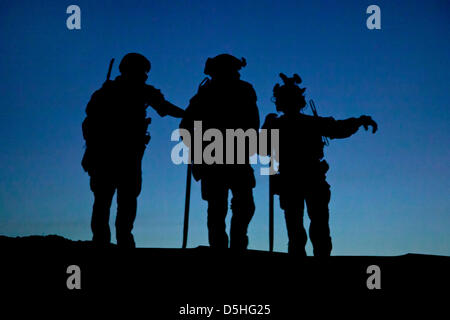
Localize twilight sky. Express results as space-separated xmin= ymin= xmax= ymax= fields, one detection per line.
xmin=0 ymin=0 xmax=449 ymax=255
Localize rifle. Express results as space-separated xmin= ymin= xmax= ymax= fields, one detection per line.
xmin=106 ymin=58 xmax=114 ymax=81
xmin=309 ymin=99 xmax=329 ymax=146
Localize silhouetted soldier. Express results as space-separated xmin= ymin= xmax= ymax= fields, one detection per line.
xmin=262 ymin=74 xmax=377 ymax=256
xmin=82 ymin=53 xmax=184 ymax=247
xmin=180 ymin=54 xmax=260 ymax=250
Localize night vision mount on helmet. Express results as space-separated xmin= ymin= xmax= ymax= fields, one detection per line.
xmin=204 ymin=54 xmax=247 ymax=77
xmin=272 ymin=73 xmax=306 ymax=111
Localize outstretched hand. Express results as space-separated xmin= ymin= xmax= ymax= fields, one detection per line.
xmin=359 ymin=115 xmax=378 ymax=133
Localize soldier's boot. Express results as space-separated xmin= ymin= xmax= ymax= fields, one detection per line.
xmin=207 ymin=199 xmax=229 ymax=249
xmin=307 ymin=190 xmax=332 ymax=257
xmin=229 ymin=225 xmax=249 ymax=251
xmin=116 ymin=231 xmax=136 ymax=248
xmin=305 ymin=180 xmax=332 ymax=256
xmin=311 ymin=239 xmax=332 ymax=257
xmin=284 ymin=208 xmax=308 ymax=256
xmin=91 ymin=193 xmax=113 ymax=247
xmin=229 ymin=192 xmax=255 ymax=251
xmin=310 ymin=230 xmax=332 ymax=257
xmin=309 ymin=217 xmax=332 ymax=257
xmin=116 ymin=192 xmax=137 ymax=248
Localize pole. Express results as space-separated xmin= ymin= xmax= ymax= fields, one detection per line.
xmin=269 ymin=172 xmax=274 ymax=252
xmin=182 ymin=164 xmax=192 ymax=249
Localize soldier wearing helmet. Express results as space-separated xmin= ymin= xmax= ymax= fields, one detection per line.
xmin=82 ymin=52 xmax=184 ymax=247
xmin=180 ymin=54 xmax=260 ymax=250
xmin=262 ymin=73 xmax=377 ymax=256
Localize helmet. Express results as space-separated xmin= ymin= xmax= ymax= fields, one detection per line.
xmin=273 ymin=73 xmax=306 ymax=113
xmin=119 ymin=53 xmax=151 ymax=75
xmin=204 ymin=54 xmax=246 ymax=77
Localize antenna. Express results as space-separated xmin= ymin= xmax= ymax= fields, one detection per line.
xmin=309 ymin=99 xmax=329 ymax=146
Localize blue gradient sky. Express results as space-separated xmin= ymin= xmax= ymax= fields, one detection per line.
xmin=1 ymin=0 xmax=449 ymax=255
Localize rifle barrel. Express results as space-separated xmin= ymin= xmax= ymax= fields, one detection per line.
xmin=106 ymin=58 xmax=115 ymax=81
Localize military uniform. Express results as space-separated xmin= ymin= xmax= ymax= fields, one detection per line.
xmin=82 ymin=65 xmax=183 ymax=247
xmin=263 ymin=111 xmax=367 ymax=256
xmin=180 ymin=54 xmax=260 ymax=250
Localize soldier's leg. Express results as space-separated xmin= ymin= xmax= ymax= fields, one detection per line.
xmin=305 ymin=181 xmax=332 ymax=257
xmin=281 ymin=193 xmax=307 ymax=256
xmin=202 ymin=178 xmax=229 ymax=249
xmin=115 ymin=166 xmax=142 ymax=248
xmin=229 ymin=184 xmax=255 ymax=250
xmin=90 ymin=174 xmax=116 ymax=246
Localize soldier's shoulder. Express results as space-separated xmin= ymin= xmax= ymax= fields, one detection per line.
xmin=144 ymin=83 xmax=163 ymax=97
xmin=88 ymin=81 xmax=123 ymax=109
xmin=102 ymin=79 xmax=115 ymax=89
xmin=89 ymin=88 xmax=105 ymax=102
xmin=298 ymin=113 xmax=314 ymax=120
xmin=237 ymin=80 xmax=257 ymax=99
xmin=145 ymin=83 xmax=158 ymax=91
xmin=93 ymin=80 xmax=117 ymax=96
xmin=189 ymin=78 xmax=212 ymax=102
xmin=238 ymin=79 xmax=255 ymax=91
xmin=263 ymin=113 xmax=281 ymax=128
xmin=197 ymin=78 xmax=212 ymax=92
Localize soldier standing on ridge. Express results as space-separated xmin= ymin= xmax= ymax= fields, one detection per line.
xmin=180 ymin=54 xmax=260 ymax=250
xmin=262 ymin=73 xmax=377 ymax=256
xmin=82 ymin=53 xmax=184 ymax=248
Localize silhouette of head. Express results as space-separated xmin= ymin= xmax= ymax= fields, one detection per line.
xmin=119 ymin=53 xmax=151 ymax=83
xmin=204 ymin=54 xmax=246 ymax=80
xmin=273 ymin=73 xmax=306 ymax=114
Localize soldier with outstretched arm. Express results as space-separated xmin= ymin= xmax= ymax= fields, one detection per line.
xmin=262 ymin=73 xmax=377 ymax=256
xmin=82 ymin=53 xmax=184 ymax=247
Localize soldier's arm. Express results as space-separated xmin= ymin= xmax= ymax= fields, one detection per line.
xmin=251 ymin=102 xmax=260 ymax=131
xmin=178 ymin=96 xmax=201 ymax=149
xmin=243 ymin=86 xmax=260 ymax=158
xmin=241 ymin=82 xmax=260 ymax=131
xmin=145 ymin=85 xmax=185 ymax=118
xmin=179 ymin=106 xmax=192 ymax=132
xmin=158 ymin=100 xmax=185 ymax=118
xmin=249 ymin=90 xmax=260 ymax=130
xmin=323 ymin=115 xmax=378 ymax=139
xmin=179 ymin=93 xmax=201 ymax=131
